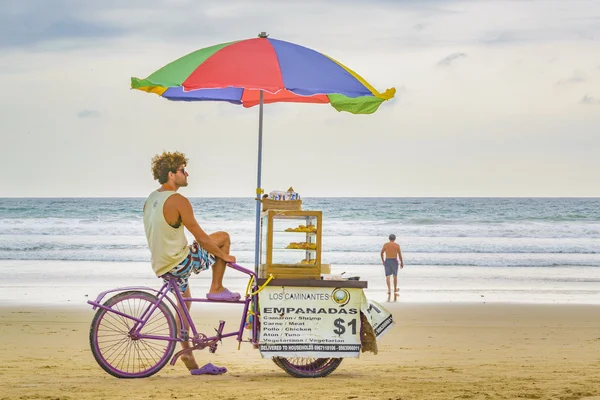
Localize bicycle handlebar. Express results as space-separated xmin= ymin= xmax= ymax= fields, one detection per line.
xmin=226 ymin=262 xmax=257 ymax=278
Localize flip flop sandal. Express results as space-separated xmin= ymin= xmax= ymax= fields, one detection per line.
xmin=206 ymin=288 xmax=241 ymax=302
xmin=190 ymin=363 xmax=227 ymax=375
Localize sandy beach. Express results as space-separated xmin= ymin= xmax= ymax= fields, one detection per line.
xmin=1 ymin=302 xmax=599 ymax=400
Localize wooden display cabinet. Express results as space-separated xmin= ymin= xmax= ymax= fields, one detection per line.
xmin=259 ymin=210 xmax=322 ymax=279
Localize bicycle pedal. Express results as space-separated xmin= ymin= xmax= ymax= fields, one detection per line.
xmin=214 ymin=320 xmax=226 ymax=335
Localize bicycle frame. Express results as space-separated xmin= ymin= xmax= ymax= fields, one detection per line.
xmin=87 ymin=263 xmax=260 ymax=365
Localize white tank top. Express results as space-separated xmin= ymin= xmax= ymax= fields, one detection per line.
xmin=143 ymin=190 xmax=189 ymax=276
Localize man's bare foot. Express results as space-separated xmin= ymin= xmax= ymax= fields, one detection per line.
xmin=181 ymin=355 xmax=199 ymax=370
xmin=394 ymin=288 xmax=399 ymax=292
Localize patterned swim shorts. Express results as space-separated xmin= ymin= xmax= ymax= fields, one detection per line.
xmin=163 ymin=241 xmax=216 ymax=293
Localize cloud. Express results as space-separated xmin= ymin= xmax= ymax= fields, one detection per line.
xmin=557 ymin=70 xmax=587 ymax=85
xmin=2 ymin=1 xmax=600 ymax=198
xmin=0 ymin=1 xmax=126 ymax=49
xmin=437 ymin=52 xmax=467 ymax=67
xmin=580 ymin=95 xmax=600 ymax=105
xmin=482 ymin=31 xmax=519 ymax=45
xmin=77 ymin=109 xmax=101 ymax=118
xmin=2 ymin=0 xmax=599 ymax=54
xmin=0 ymin=0 xmax=454 ymax=51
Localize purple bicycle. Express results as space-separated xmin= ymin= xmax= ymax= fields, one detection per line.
xmin=88 ymin=262 xmax=343 ymax=378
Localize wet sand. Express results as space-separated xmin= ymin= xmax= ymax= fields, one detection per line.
xmin=1 ymin=302 xmax=599 ymax=400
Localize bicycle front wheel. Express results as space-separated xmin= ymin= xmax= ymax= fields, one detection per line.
xmin=89 ymin=291 xmax=177 ymax=378
xmin=273 ymin=357 xmax=343 ymax=378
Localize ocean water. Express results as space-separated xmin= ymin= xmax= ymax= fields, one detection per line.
xmin=0 ymin=197 xmax=599 ymax=306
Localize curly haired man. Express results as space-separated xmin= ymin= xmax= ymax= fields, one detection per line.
xmin=143 ymin=151 xmax=239 ymax=375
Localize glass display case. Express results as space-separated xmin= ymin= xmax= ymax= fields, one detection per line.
xmin=259 ymin=210 xmax=322 ymax=279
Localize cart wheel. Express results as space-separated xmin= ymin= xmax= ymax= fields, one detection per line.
xmin=272 ymin=357 xmax=343 ymax=378
xmin=89 ymin=291 xmax=177 ymax=378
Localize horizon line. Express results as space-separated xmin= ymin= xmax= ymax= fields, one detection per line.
xmin=1 ymin=196 xmax=599 ymax=200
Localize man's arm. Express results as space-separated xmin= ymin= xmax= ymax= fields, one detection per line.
xmin=175 ymin=195 xmax=234 ymax=262
xmin=398 ymin=244 xmax=404 ymax=268
xmin=380 ymin=244 xmax=386 ymax=264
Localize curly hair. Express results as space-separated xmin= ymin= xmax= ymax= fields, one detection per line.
xmin=150 ymin=151 xmax=188 ymax=184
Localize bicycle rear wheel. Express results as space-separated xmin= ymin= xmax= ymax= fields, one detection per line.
xmin=89 ymin=291 xmax=177 ymax=378
xmin=273 ymin=357 xmax=343 ymax=378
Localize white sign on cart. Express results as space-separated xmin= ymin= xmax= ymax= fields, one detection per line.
xmin=259 ymin=286 xmax=393 ymax=358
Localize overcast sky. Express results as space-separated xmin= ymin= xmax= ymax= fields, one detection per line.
xmin=1 ymin=0 xmax=599 ymax=197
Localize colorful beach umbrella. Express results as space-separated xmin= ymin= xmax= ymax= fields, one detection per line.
xmin=131 ymin=34 xmax=395 ymax=114
xmin=131 ymin=33 xmax=395 ymax=272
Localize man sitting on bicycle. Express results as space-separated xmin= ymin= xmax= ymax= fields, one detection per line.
xmin=143 ymin=151 xmax=240 ymax=372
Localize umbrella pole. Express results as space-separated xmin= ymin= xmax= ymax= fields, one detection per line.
xmin=254 ymin=90 xmax=265 ymax=275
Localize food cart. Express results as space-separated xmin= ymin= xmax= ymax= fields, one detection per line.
xmin=88 ymin=33 xmax=397 ymax=379
xmin=254 ymin=200 xmax=394 ymax=372
xmin=87 ymin=198 xmax=394 ymax=378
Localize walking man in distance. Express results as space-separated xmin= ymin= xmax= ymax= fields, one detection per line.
xmin=380 ymin=234 xmax=404 ymax=294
